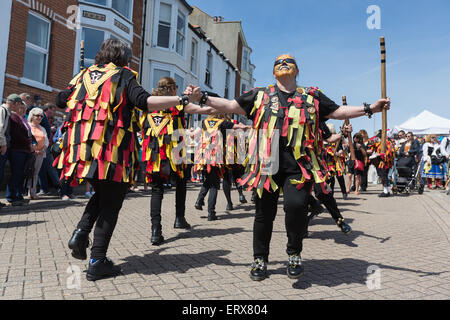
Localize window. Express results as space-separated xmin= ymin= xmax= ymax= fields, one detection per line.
xmin=152 ymin=68 xmax=170 ymax=91
xmin=23 ymin=12 xmax=51 ymax=84
xmin=157 ymin=3 xmax=171 ymax=48
xmin=242 ymin=49 xmax=249 ymax=72
xmin=112 ymin=0 xmax=132 ymax=19
xmin=205 ymin=51 xmax=212 ymax=87
xmin=176 ymin=12 xmax=186 ymax=55
xmin=82 ymin=27 xmax=106 ymax=66
xmin=190 ymin=39 xmax=198 ymax=73
xmin=83 ymin=0 xmax=107 ymax=5
xmin=224 ymin=69 xmax=230 ymax=99
xmin=174 ymin=73 xmax=184 ymax=97
xmin=82 ymin=0 xmax=133 ymax=20
xmin=241 ymin=83 xmax=247 ymax=94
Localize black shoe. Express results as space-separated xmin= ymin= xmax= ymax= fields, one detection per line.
xmin=287 ymin=254 xmax=304 ymax=279
xmin=174 ymin=216 xmax=191 ymax=229
xmin=86 ymin=257 xmax=122 ymax=281
xmin=226 ymin=203 xmax=234 ymax=211
xmin=351 ymin=186 xmax=356 ymax=192
xmin=207 ymin=212 xmax=217 ymax=221
xmin=251 ymin=193 xmax=255 ymax=203
xmin=378 ymin=192 xmax=391 ymax=198
xmin=195 ymin=199 xmax=204 ymax=211
xmin=151 ymin=225 xmax=164 ymax=245
xmin=68 ymin=229 xmax=90 ymax=260
xmin=250 ymin=258 xmax=267 ymax=281
xmin=342 ymin=193 xmax=348 ymax=200
xmin=239 ymin=194 xmax=247 ymax=204
xmin=337 ymin=219 xmax=352 ymax=234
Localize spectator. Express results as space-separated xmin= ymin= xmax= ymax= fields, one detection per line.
xmin=27 ymin=108 xmax=49 ymax=200
xmin=21 ymin=93 xmax=51 ymax=138
xmin=421 ymin=135 xmax=444 ymax=189
xmin=6 ymin=97 xmax=33 ymax=206
xmin=0 ymin=95 xmax=16 ymax=207
xmin=38 ymin=103 xmax=60 ymax=195
xmin=440 ymin=132 xmax=450 ymax=194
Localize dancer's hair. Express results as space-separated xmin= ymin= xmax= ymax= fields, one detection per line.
xmin=95 ymin=39 xmax=132 ymax=67
xmin=152 ymin=77 xmax=177 ymax=96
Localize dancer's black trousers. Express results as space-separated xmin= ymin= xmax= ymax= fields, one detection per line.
xmin=196 ymin=167 xmax=221 ymax=213
xmin=313 ymin=183 xmax=344 ymax=223
xmin=77 ymin=179 xmax=129 ymax=260
xmin=328 ymin=175 xmax=347 ymax=197
xmin=150 ymin=174 xmax=187 ymax=226
xmin=253 ymin=172 xmax=313 ymax=261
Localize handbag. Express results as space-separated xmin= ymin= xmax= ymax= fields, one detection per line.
xmin=355 ymin=159 xmax=365 ymax=172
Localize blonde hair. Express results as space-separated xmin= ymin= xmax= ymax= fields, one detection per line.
xmin=152 ymin=77 xmax=177 ymax=96
xmin=27 ymin=107 xmax=44 ymax=123
xmin=425 ymin=134 xmax=436 ymax=143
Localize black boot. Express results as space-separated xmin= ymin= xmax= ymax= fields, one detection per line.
xmin=151 ymin=224 xmax=164 ymax=245
xmin=251 ymin=192 xmax=256 ymax=203
xmin=287 ymin=254 xmax=304 ymax=279
xmin=174 ymin=216 xmax=191 ymax=229
xmin=250 ymin=258 xmax=267 ymax=281
xmin=86 ymin=257 xmax=122 ymax=281
xmin=68 ymin=229 xmax=90 ymax=260
xmin=337 ymin=218 xmax=352 ymax=234
xmin=195 ymin=198 xmax=204 ymax=211
xmin=226 ymin=203 xmax=234 ymax=211
xmin=208 ymin=211 xmax=217 ymax=221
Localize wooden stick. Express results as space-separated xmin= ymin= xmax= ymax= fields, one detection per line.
xmin=342 ymin=96 xmax=355 ymax=161
xmin=380 ymin=37 xmax=387 ymax=153
xmin=80 ymin=40 xmax=85 ymax=71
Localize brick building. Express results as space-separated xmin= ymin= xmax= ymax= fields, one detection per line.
xmin=1 ymin=0 xmax=144 ymax=122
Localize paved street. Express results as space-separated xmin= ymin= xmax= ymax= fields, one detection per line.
xmin=0 ymin=183 xmax=449 ymax=300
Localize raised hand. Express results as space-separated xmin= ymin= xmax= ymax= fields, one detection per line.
xmin=371 ymin=98 xmax=391 ymax=113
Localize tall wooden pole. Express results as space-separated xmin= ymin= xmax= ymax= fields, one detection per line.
xmin=342 ymin=96 xmax=355 ymax=161
xmin=380 ymin=37 xmax=387 ymax=153
xmin=80 ymin=40 xmax=85 ymax=71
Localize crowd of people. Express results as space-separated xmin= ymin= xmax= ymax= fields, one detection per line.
xmin=0 ymin=39 xmax=448 ymax=283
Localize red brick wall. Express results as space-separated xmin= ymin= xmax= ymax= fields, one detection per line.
xmin=4 ymin=0 xmax=77 ymax=105
xmin=131 ymin=0 xmax=144 ymax=76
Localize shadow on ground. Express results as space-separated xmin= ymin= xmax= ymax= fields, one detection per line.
xmin=267 ymin=258 xmax=449 ymax=290
xmin=119 ymin=248 xmax=248 ymax=276
xmin=0 ymin=220 xmax=47 ymax=228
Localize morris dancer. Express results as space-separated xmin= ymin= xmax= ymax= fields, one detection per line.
xmin=193 ymin=54 xmax=390 ymax=281
xmin=140 ymin=77 xmax=217 ymax=245
xmin=58 ymin=40 xmax=204 ymax=281
xmin=194 ymin=114 xmax=250 ymax=220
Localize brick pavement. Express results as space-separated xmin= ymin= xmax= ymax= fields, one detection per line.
xmin=0 ymin=183 xmax=449 ymax=300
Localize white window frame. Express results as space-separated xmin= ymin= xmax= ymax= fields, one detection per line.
xmin=156 ymin=1 xmax=172 ymax=51
xmin=176 ymin=10 xmax=186 ymax=57
xmin=190 ymin=38 xmax=198 ymax=75
xmin=80 ymin=0 xmax=134 ymax=21
xmin=150 ymin=62 xmax=185 ymax=94
xmin=205 ymin=51 xmax=213 ymax=88
xmin=22 ymin=11 xmax=51 ymax=86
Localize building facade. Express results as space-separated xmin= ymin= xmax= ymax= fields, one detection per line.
xmin=189 ymin=7 xmax=255 ymax=98
xmin=1 ymin=0 xmax=144 ymax=122
xmin=141 ymin=0 xmax=238 ymax=127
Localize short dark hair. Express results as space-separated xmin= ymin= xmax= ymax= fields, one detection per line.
xmin=43 ymin=103 xmax=56 ymax=112
xmin=95 ymin=39 xmax=132 ymax=67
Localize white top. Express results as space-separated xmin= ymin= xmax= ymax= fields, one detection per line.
xmin=440 ymin=137 xmax=450 ymax=158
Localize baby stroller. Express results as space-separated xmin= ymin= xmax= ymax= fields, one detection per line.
xmin=393 ymin=156 xmax=419 ymax=195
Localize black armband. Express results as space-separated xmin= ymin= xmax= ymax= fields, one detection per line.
xmin=363 ymin=103 xmax=373 ymax=119
xmin=179 ymin=95 xmax=190 ymax=107
xmin=200 ymin=91 xmax=209 ymax=107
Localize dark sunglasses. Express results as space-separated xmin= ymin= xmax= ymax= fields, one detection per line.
xmin=34 ymin=115 xmax=44 ymax=118
xmin=274 ymin=58 xmax=297 ymax=67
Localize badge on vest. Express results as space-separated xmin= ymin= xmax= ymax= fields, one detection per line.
xmin=270 ymin=96 xmax=279 ymax=111
xmin=149 ymin=114 xmax=170 ymax=136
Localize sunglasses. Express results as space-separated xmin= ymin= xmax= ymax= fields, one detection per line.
xmin=34 ymin=115 xmax=44 ymax=118
xmin=274 ymin=58 xmax=298 ymax=67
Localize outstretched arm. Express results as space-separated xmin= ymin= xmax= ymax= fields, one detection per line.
xmin=326 ymin=98 xmax=391 ymax=120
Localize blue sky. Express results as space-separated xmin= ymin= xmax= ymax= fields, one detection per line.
xmin=188 ymin=0 xmax=450 ymax=135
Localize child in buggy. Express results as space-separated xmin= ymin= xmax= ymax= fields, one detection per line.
xmin=393 ymin=132 xmax=421 ymax=195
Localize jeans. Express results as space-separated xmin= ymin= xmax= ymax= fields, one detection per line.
xmin=59 ymin=180 xmax=73 ymax=197
xmin=38 ymin=148 xmax=60 ymax=192
xmin=0 ymin=150 xmax=8 ymax=186
xmin=196 ymin=167 xmax=222 ymax=214
xmin=443 ymin=161 xmax=449 ymax=182
xmin=6 ymin=151 xmax=31 ymax=203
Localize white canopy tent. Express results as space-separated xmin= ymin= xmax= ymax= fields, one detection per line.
xmin=391 ymin=110 xmax=450 ymax=136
